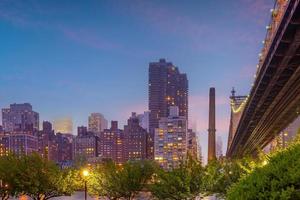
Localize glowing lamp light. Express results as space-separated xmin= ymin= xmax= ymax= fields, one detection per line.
xmin=262 ymin=160 xmax=268 ymax=166
xmin=82 ymin=169 xmax=89 ymax=177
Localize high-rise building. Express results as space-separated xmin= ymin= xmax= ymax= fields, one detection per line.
xmin=88 ymin=113 xmax=108 ymax=133
xmin=98 ymin=121 xmax=126 ymax=164
xmin=208 ymin=87 xmax=216 ymax=162
xmin=53 ymin=117 xmax=73 ymax=134
xmin=187 ymin=129 xmax=198 ymax=160
xmin=137 ymin=111 xmax=150 ymax=132
xmin=149 ymin=59 xmax=188 ymax=158
xmin=124 ymin=113 xmax=148 ymax=160
xmin=216 ymin=136 xmax=223 ymax=159
xmin=2 ymin=103 xmax=39 ymax=132
xmin=154 ymin=106 xmax=187 ymax=170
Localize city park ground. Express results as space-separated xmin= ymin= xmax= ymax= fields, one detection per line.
xmin=2 ymin=137 xmax=300 ymax=200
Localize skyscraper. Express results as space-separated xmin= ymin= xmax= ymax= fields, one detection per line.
xmin=154 ymin=106 xmax=188 ymax=170
xmin=124 ymin=112 xmax=148 ymax=160
xmin=208 ymin=87 xmax=216 ymax=162
xmin=53 ymin=117 xmax=73 ymax=134
xmin=2 ymin=103 xmax=39 ymax=132
xmin=149 ymin=58 xmax=188 ymax=158
xmin=88 ymin=113 xmax=108 ymax=133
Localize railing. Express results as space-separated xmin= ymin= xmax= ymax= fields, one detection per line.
xmin=258 ymin=0 xmax=289 ymax=71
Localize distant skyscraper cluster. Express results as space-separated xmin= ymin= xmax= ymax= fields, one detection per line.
xmin=0 ymin=58 xmax=199 ymax=169
xmin=53 ymin=117 xmax=73 ymax=134
xmin=88 ymin=113 xmax=108 ymax=133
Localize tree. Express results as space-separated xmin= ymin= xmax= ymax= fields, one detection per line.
xmin=89 ymin=160 xmax=156 ymax=200
xmin=202 ymin=157 xmax=254 ymax=198
xmin=17 ymin=153 xmax=75 ymax=200
xmin=149 ymin=155 xmax=204 ymax=200
xmin=0 ymin=154 xmax=20 ymax=200
xmin=118 ymin=160 xmax=156 ymax=200
xmin=227 ymin=142 xmax=300 ymax=200
xmin=88 ymin=161 xmax=122 ymax=200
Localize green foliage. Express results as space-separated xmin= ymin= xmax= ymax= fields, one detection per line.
xmin=202 ymin=157 xmax=255 ymax=198
xmin=0 ymin=154 xmax=20 ymax=199
xmin=149 ymin=155 xmax=204 ymax=200
xmin=0 ymin=154 xmax=76 ymax=200
xmin=88 ymin=160 xmax=156 ymax=200
xmin=227 ymin=143 xmax=300 ymax=200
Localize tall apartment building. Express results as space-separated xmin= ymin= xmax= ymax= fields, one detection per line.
xmin=2 ymin=103 xmax=39 ymax=132
xmin=124 ymin=113 xmax=148 ymax=160
xmin=98 ymin=121 xmax=126 ymax=164
xmin=149 ymin=59 xmax=188 ymax=158
xmin=154 ymin=106 xmax=188 ymax=170
xmin=88 ymin=113 xmax=108 ymax=133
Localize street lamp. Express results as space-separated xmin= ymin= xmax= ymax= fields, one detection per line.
xmin=82 ymin=169 xmax=89 ymax=200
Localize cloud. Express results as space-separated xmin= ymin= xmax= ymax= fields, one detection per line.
xmin=61 ymin=27 xmax=121 ymax=50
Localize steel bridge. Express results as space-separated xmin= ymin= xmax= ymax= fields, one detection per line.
xmin=227 ymin=0 xmax=300 ymax=157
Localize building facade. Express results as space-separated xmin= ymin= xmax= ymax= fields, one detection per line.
xmin=5 ymin=131 xmax=38 ymax=156
xmin=74 ymin=134 xmax=98 ymax=159
xmin=149 ymin=59 xmax=188 ymax=158
xmin=137 ymin=111 xmax=150 ymax=132
xmin=98 ymin=121 xmax=126 ymax=164
xmin=124 ymin=113 xmax=148 ymax=160
xmin=55 ymin=133 xmax=74 ymax=162
xmin=88 ymin=113 xmax=108 ymax=133
xmin=154 ymin=106 xmax=187 ymax=170
xmin=2 ymin=103 xmax=39 ymax=132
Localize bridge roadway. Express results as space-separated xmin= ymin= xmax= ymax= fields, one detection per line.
xmin=227 ymin=0 xmax=300 ymax=157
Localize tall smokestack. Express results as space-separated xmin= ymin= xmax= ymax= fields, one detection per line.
xmin=208 ymin=87 xmax=216 ymax=162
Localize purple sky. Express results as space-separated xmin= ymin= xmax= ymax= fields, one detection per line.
xmin=0 ymin=0 xmax=274 ymax=163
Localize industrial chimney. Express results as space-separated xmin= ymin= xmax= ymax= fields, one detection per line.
xmin=208 ymin=87 xmax=216 ymax=162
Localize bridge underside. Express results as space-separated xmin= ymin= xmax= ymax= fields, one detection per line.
xmin=227 ymin=1 xmax=300 ymax=158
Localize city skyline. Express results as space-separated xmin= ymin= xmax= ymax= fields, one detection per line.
xmin=0 ymin=0 xmax=274 ymax=162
